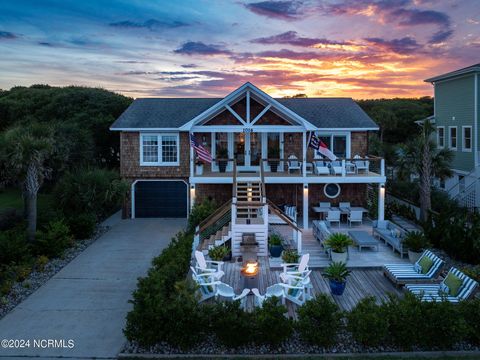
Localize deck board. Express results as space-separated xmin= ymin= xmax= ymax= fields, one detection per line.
xmin=220 ymin=258 xmax=402 ymax=314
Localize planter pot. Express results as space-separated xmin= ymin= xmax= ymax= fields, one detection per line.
xmin=222 ymin=251 xmax=232 ymax=262
xmin=195 ymin=165 xmax=203 ymax=175
xmin=329 ymin=279 xmax=347 ymax=295
xmin=269 ymin=161 xmax=279 ymax=173
xmin=408 ymin=250 xmax=423 ymax=264
xmin=269 ymin=245 xmax=283 ymax=258
xmin=219 ymin=161 xmax=228 ymax=173
xmin=331 ymin=251 xmax=348 ymax=263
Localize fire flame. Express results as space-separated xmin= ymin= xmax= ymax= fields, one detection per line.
xmin=244 ymin=261 xmax=259 ymax=275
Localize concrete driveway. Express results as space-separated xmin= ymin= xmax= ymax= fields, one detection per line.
xmin=0 ymin=215 xmax=186 ymax=359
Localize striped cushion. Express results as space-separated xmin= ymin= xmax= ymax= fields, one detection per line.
xmin=384 ymin=250 xmax=443 ymax=280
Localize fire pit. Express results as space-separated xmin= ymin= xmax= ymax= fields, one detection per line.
xmin=241 ymin=260 xmax=259 ymax=289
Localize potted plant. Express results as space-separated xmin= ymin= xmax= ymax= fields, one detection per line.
xmin=404 ymin=231 xmax=429 ymax=263
xmin=208 ymin=245 xmax=231 ymax=262
xmin=323 ymin=261 xmax=351 ymax=295
xmin=281 ymin=249 xmax=299 ymax=263
xmin=324 ymin=233 xmax=353 ymax=263
xmin=216 ymin=147 xmax=229 ymax=173
xmin=269 ymin=233 xmax=284 ymax=258
xmin=268 ymin=147 xmax=280 ymax=173
xmin=195 ymin=160 xmax=204 ymax=175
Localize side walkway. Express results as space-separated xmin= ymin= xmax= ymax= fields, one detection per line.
xmin=0 ymin=215 xmax=186 ymax=359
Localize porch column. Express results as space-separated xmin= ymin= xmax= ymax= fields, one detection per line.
xmin=190 ymin=184 xmax=196 ymax=210
xmin=189 ymin=132 xmax=194 ymax=178
xmin=378 ymin=183 xmax=385 ymax=221
xmin=302 ymin=131 xmax=307 ymax=177
xmin=303 ymin=183 xmax=309 ymax=229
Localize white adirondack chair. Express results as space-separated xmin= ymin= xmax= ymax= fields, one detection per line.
xmin=252 ymin=284 xmax=286 ymax=307
xmin=215 ymin=283 xmax=251 ymax=308
xmin=348 ymin=210 xmax=363 ymax=226
xmin=354 ymin=155 xmax=369 ymax=174
xmin=281 ymin=271 xmax=313 ymax=306
xmin=195 ymin=250 xmax=224 ymax=275
xmin=314 ymin=160 xmax=330 ymax=175
xmin=287 ymin=155 xmax=301 ymax=174
xmin=190 ymin=266 xmax=220 ymax=302
xmin=280 ymin=253 xmax=310 ymax=283
xmin=326 ymin=210 xmax=341 ymax=227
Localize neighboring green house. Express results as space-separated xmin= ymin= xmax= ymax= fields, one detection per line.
xmin=425 ymin=63 xmax=480 ymax=209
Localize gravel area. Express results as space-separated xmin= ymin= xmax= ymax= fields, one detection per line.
xmin=122 ymin=331 xmax=479 ymax=356
xmin=0 ymin=225 xmax=110 ymax=319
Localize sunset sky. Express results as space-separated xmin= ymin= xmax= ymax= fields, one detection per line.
xmin=0 ymin=0 xmax=479 ymax=99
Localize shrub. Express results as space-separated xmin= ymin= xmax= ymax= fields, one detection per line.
xmin=0 ymin=208 xmax=22 ymax=230
xmin=208 ymin=245 xmax=229 ymax=261
xmin=281 ymin=249 xmax=299 ymax=263
xmin=187 ymin=199 xmax=217 ymax=233
xmin=323 ymin=261 xmax=351 ymax=283
xmin=459 ymin=299 xmax=480 ymax=345
xmin=67 ymin=213 xmax=96 ymax=239
xmin=253 ymin=297 xmax=292 ymax=347
xmin=403 ymin=231 xmax=429 ymax=253
xmin=0 ymin=228 xmax=30 ymax=265
xmin=35 ymin=219 xmax=74 ymax=258
xmin=36 ymin=255 xmax=49 ymax=272
xmin=209 ymin=300 xmax=254 ymax=347
xmin=324 ymin=233 xmax=353 ymax=253
xmin=269 ymin=233 xmax=283 ymax=246
xmin=347 ymin=297 xmax=388 ymax=347
xmin=296 ymin=295 xmax=342 ymax=347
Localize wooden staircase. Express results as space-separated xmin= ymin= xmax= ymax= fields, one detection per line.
xmin=235 ymin=180 xmax=264 ymax=223
xmin=201 ymin=223 xmax=231 ymax=251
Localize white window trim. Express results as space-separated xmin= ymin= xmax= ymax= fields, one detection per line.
xmin=313 ymin=132 xmax=351 ymax=159
xmin=448 ymin=126 xmax=457 ymax=150
xmin=437 ymin=126 xmax=445 ymax=149
xmin=462 ymin=126 xmax=472 ymax=152
xmin=140 ymin=133 xmax=180 ymax=166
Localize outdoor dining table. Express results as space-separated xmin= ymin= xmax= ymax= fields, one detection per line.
xmin=312 ymin=206 xmax=331 ymax=219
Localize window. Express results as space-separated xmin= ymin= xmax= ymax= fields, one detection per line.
xmin=437 ymin=126 xmax=445 ymax=148
xmin=449 ymin=127 xmax=457 ymax=150
xmin=462 ymin=126 xmax=472 ymax=152
xmin=324 ymin=183 xmax=341 ymax=198
xmin=314 ymin=134 xmax=349 ymax=159
xmin=140 ymin=133 xmax=179 ymax=165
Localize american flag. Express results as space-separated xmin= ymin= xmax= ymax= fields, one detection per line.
xmin=308 ymin=131 xmax=320 ymax=150
xmin=190 ymin=134 xmax=212 ymax=163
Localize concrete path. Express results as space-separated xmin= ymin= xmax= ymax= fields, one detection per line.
xmin=0 ymin=215 xmax=186 ymax=359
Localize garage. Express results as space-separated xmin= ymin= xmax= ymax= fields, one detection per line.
xmin=133 ymin=180 xmax=188 ymax=218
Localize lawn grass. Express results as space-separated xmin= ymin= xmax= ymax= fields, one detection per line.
xmin=0 ymin=187 xmax=54 ymax=213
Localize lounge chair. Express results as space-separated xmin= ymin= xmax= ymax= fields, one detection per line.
xmin=280 ymin=253 xmax=310 ymax=282
xmin=383 ymin=250 xmax=444 ymax=286
xmin=252 ymin=284 xmax=286 ymax=307
xmin=190 ymin=266 xmax=220 ymax=302
xmin=215 ymin=283 xmax=251 ymax=308
xmin=313 ymin=160 xmax=330 ymax=175
xmin=326 ymin=210 xmax=341 ymax=227
xmin=348 ymin=210 xmax=363 ymax=226
xmin=287 ymin=155 xmax=301 ymax=174
xmin=405 ymin=267 xmax=478 ymax=303
xmin=331 ymin=160 xmax=343 ymax=175
xmin=195 ymin=250 xmax=224 ymax=274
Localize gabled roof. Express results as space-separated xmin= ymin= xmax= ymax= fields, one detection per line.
xmin=110 ymin=82 xmax=378 ymax=131
xmin=424 ymin=63 xmax=480 ymax=83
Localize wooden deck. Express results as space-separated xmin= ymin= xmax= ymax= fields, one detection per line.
xmin=221 ymin=257 xmax=402 ymax=317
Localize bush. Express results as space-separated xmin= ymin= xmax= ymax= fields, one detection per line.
xmin=208 ymin=245 xmax=229 ymax=261
xmin=209 ymin=300 xmax=254 ymax=347
xmin=187 ymin=199 xmax=217 ymax=233
xmin=0 ymin=228 xmax=30 ymax=265
xmin=67 ymin=213 xmax=96 ymax=239
xmin=459 ymin=299 xmax=480 ymax=345
xmin=253 ymin=297 xmax=293 ymax=347
xmin=347 ymin=297 xmax=388 ymax=347
xmin=35 ymin=219 xmax=74 ymax=258
xmin=0 ymin=208 xmax=22 ymax=230
xmin=296 ymin=295 xmax=342 ymax=347
xmin=54 ymin=168 xmax=128 ymax=220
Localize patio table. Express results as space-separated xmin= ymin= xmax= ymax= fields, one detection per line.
xmin=312 ymin=206 xmax=331 ymax=219
xmin=348 ymin=231 xmax=379 ymax=252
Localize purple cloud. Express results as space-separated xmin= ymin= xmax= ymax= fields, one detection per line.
xmin=0 ymin=31 xmax=18 ymax=40
xmin=181 ymin=63 xmax=198 ymax=68
xmin=364 ymin=36 xmax=421 ymax=54
xmin=174 ymin=41 xmax=231 ymax=55
xmin=244 ymin=1 xmax=303 ymax=20
xmin=392 ymin=8 xmax=450 ymax=26
xmin=109 ymin=19 xmax=188 ymax=30
xmin=250 ymin=31 xmax=352 ymax=47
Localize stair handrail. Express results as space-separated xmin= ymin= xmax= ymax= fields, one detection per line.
xmin=233 ymin=159 xmax=237 ymax=199
xmin=267 ymin=199 xmax=302 ymax=233
xmin=195 ymin=199 xmax=232 ymax=236
xmin=259 ymin=160 xmax=266 ymax=201
xmin=444 ymin=167 xmax=479 ymax=195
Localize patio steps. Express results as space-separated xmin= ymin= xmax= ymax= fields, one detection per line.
xmin=201 ymin=224 xmax=232 ymax=251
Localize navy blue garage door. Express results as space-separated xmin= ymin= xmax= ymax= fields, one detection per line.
xmin=134 ymin=181 xmax=187 ymax=218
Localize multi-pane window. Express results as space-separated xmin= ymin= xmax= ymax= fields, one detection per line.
xmin=437 ymin=127 xmax=445 ymax=148
xmin=463 ymin=126 xmax=472 ymax=152
xmin=141 ymin=134 xmax=179 ymax=165
xmin=314 ymin=134 xmax=348 ymax=158
xmin=449 ymin=127 xmax=457 ymax=150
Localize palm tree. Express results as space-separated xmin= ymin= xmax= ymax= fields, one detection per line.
xmin=395 ymin=119 xmax=453 ymax=221
xmin=0 ymin=123 xmax=54 ymax=242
